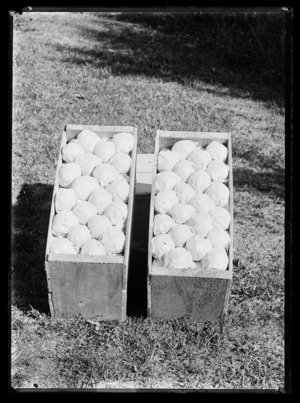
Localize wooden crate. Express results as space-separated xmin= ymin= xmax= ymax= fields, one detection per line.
xmin=44 ymin=124 xmax=137 ymax=321
xmin=147 ymin=131 xmax=233 ymax=322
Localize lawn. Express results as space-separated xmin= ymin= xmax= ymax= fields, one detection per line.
xmin=11 ymin=11 xmax=285 ymax=390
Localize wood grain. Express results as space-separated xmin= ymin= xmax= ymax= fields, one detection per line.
xmin=44 ymin=130 xmax=66 ymax=316
xmin=48 ymin=253 xmax=124 ymax=264
xmin=122 ymin=127 xmax=138 ymax=319
xmin=147 ymin=134 xmax=160 ymax=316
xmin=136 ymin=154 xmax=154 ymax=195
xmin=228 ymin=133 xmax=234 ymax=275
xmin=44 ymin=130 xmax=66 ymax=259
xmin=44 ymin=261 xmax=55 ymax=317
xmin=48 ymin=260 xmax=124 ymax=320
xmin=150 ymin=266 xmax=232 ymax=279
xmin=150 ymin=275 xmax=231 ymax=322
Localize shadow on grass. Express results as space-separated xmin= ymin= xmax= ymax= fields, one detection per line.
xmin=53 ymin=12 xmax=285 ymax=107
xmin=232 ymin=142 xmax=285 ymax=199
xmin=11 ymin=184 xmax=150 ymax=317
xmin=233 ymin=167 xmax=284 ymax=199
xmin=11 ymin=183 xmax=53 ymax=314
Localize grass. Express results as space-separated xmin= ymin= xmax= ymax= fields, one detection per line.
xmin=11 ymin=11 xmax=285 ymax=390
xmin=11 ymin=306 xmax=283 ymax=389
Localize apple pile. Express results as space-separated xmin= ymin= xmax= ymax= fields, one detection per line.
xmin=152 ymin=139 xmax=231 ymax=271
xmin=50 ymin=129 xmax=134 ymax=256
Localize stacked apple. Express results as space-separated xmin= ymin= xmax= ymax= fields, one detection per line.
xmin=50 ymin=129 xmax=134 ymax=256
xmin=152 ymin=139 xmax=231 ymax=271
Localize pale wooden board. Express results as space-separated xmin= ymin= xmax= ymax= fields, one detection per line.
xmin=48 ymin=253 xmax=124 ymax=264
xmin=44 ymin=131 xmax=66 ymax=259
xmin=150 ymin=275 xmax=231 ymax=322
xmin=136 ymin=154 xmax=154 ymax=174
xmin=150 ymin=266 xmax=232 ymax=279
xmin=48 ymin=260 xmax=124 ymax=320
xmin=122 ymin=127 xmax=138 ymax=320
xmin=147 ymin=136 xmax=160 ymax=315
xmin=228 ymin=133 xmax=234 ymax=275
xmin=44 ymin=261 xmax=54 ymax=317
xmin=147 ymin=131 xmax=234 ymax=321
xmin=44 ymin=131 xmax=67 ymax=316
xmin=136 ymin=154 xmax=154 ymax=196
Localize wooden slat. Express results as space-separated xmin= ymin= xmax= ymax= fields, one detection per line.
xmin=123 ymin=127 xmax=137 ymax=271
xmin=158 ymin=131 xmax=230 ymax=138
xmin=136 ymin=154 xmax=154 ymax=173
xmin=48 ymin=260 xmax=124 ymax=320
xmin=44 ymin=131 xmax=66 ymax=259
xmin=228 ymin=133 xmax=234 ymax=275
xmin=223 ymin=132 xmax=234 ymax=315
xmin=121 ymin=289 xmax=127 ymax=321
xmin=147 ymin=135 xmax=160 ymax=316
xmin=44 ymin=261 xmax=54 ymax=317
xmin=150 ymin=275 xmax=231 ymax=322
xmin=48 ymin=253 xmax=124 ymax=264
xmin=44 ymin=130 xmax=67 ymax=317
xmin=150 ymin=266 xmax=232 ymax=279
xmin=122 ymin=127 xmax=138 ymax=320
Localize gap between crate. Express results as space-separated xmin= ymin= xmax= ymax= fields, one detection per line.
xmin=135 ymin=153 xmax=154 ymax=196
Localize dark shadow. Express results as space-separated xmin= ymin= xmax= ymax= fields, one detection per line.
xmin=11 ymin=185 xmax=149 ymax=318
xmin=11 ymin=183 xmax=53 ymax=314
xmin=233 ymin=167 xmax=284 ymax=199
xmin=232 ymin=145 xmax=284 ymax=174
xmin=231 ymin=134 xmax=284 ymax=199
xmin=51 ymin=12 xmax=285 ymax=107
xmin=126 ymin=195 xmax=150 ymax=318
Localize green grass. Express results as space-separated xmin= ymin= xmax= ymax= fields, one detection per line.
xmin=11 ymin=11 xmax=285 ymax=390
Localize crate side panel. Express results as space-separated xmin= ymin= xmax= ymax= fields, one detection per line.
xmin=122 ymin=127 xmax=138 ymax=319
xmin=123 ymin=128 xmax=137 ymax=275
xmin=228 ymin=133 xmax=234 ymax=275
xmin=48 ymin=261 xmax=124 ymax=320
xmin=150 ymin=266 xmax=232 ymax=279
xmin=45 ymin=131 xmax=66 ymax=259
xmin=147 ymin=133 xmax=160 ymax=315
xmin=136 ymin=154 xmax=154 ymax=196
xmin=48 ymin=253 xmax=123 ymax=264
xmin=150 ymin=275 xmax=230 ymax=322
xmin=44 ymin=261 xmax=54 ymax=317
